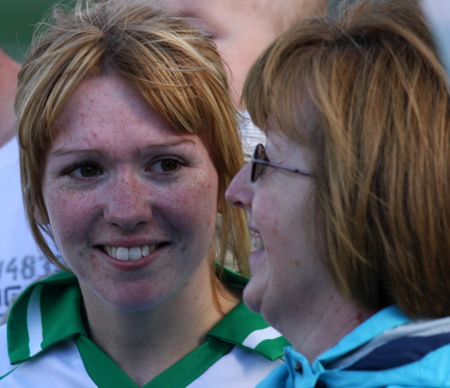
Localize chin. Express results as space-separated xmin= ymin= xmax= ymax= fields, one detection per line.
xmin=103 ymin=293 xmax=167 ymax=312
xmin=93 ymin=282 xmax=169 ymax=312
xmin=244 ymin=282 xmax=284 ymax=332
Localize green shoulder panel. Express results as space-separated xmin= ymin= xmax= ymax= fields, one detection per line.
xmin=7 ymin=271 xmax=85 ymax=363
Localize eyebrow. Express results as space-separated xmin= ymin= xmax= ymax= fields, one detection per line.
xmin=49 ymin=138 xmax=197 ymax=157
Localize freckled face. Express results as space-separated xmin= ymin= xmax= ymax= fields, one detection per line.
xmin=41 ymin=74 xmax=219 ymax=311
xmin=226 ymin=130 xmax=330 ymax=329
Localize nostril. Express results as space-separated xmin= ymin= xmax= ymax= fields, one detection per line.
xmin=104 ymin=185 xmax=152 ymax=230
xmin=108 ymin=216 xmax=149 ymax=232
xmin=104 ymin=203 xmax=152 ymax=231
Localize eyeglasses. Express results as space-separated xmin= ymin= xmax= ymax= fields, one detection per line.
xmin=251 ymin=143 xmax=315 ymax=183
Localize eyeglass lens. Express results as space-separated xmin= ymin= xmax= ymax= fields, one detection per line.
xmin=251 ymin=144 xmax=267 ymax=182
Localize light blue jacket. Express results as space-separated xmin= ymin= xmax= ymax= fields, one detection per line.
xmin=257 ymin=306 xmax=450 ymax=387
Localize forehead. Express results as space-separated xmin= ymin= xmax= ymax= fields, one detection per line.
xmin=157 ymin=0 xmax=272 ymax=30
xmin=48 ymin=74 xmax=216 ymax=161
xmin=52 ymin=74 xmax=182 ymax=145
xmin=265 ymin=124 xmax=316 ymax=172
xmin=158 ymin=0 xmax=267 ymax=14
xmin=253 ymin=82 xmax=318 ymax=143
xmin=157 ymin=0 xmax=327 ymax=36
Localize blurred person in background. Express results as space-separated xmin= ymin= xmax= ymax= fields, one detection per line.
xmin=0 ymin=0 xmax=64 ymax=324
xmin=157 ymin=0 xmax=328 ymax=160
xmin=0 ymin=49 xmax=59 ymax=324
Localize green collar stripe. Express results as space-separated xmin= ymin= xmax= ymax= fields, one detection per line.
xmin=75 ymin=334 xmax=233 ymax=388
xmin=75 ymin=335 xmax=139 ymax=388
xmin=242 ymin=326 xmax=283 ymax=349
xmin=254 ymin=336 xmax=290 ymax=360
xmin=208 ymin=302 xmax=289 ymax=360
xmin=209 ymin=303 xmax=269 ymax=342
xmin=0 ymin=365 xmax=20 ymax=380
xmin=143 ymin=338 xmax=233 ymax=388
xmin=220 ymin=266 xmax=248 ymax=289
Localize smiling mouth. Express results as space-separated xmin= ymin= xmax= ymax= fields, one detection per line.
xmin=251 ymin=232 xmax=264 ymax=251
xmin=102 ymin=244 xmax=162 ymax=261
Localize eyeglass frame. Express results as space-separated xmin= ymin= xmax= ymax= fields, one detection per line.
xmin=251 ymin=143 xmax=315 ymax=183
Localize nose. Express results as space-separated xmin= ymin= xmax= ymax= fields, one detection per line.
xmin=104 ymin=169 xmax=152 ymax=231
xmin=225 ymin=162 xmax=253 ymax=212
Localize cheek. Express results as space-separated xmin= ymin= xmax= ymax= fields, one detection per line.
xmin=43 ymin=184 xmax=98 ymax=244
xmin=254 ymin=190 xmax=284 ymax=238
xmin=271 ymin=217 xmax=281 ymax=237
xmin=167 ymin=173 xmax=219 ymax=233
xmin=256 ymin=190 xmax=307 ymax=260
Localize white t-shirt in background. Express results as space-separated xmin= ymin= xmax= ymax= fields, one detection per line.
xmin=0 ymin=137 xmax=59 ymax=322
xmin=239 ymin=110 xmax=266 ymax=161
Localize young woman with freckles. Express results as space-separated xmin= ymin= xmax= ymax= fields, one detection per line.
xmin=0 ymin=1 xmax=288 ymax=387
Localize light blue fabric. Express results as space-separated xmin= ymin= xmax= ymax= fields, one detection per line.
xmin=257 ymin=306 xmax=450 ymax=387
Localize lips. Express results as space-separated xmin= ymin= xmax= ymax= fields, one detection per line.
xmin=103 ymin=244 xmax=160 ymax=261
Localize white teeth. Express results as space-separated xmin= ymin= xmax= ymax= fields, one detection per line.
xmin=129 ymin=247 xmax=142 ymax=261
xmin=116 ymin=247 xmax=129 ymax=261
xmin=104 ymin=245 xmax=157 ymax=261
xmin=251 ymin=233 xmax=264 ymax=251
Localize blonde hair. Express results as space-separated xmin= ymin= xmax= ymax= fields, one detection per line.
xmin=16 ymin=0 xmax=250 ymax=284
xmin=244 ymin=0 xmax=450 ymax=318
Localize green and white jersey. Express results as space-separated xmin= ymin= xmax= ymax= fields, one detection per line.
xmin=0 ymin=270 xmax=288 ymax=388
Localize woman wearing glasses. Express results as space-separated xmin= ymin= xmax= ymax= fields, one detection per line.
xmin=226 ymin=0 xmax=450 ymax=386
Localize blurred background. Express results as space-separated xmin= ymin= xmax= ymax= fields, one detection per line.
xmin=0 ymin=0 xmax=74 ymax=62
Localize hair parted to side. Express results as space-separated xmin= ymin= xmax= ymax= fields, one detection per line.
xmin=16 ymin=0 xmax=250 ymax=280
xmin=243 ymin=0 xmax=450 ymax=318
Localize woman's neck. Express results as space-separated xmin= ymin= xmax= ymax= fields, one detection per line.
xmin=80 ymin=272 xmax=240 ymax=386
xmin=285 ymin=293 xmax=376 ymax=363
